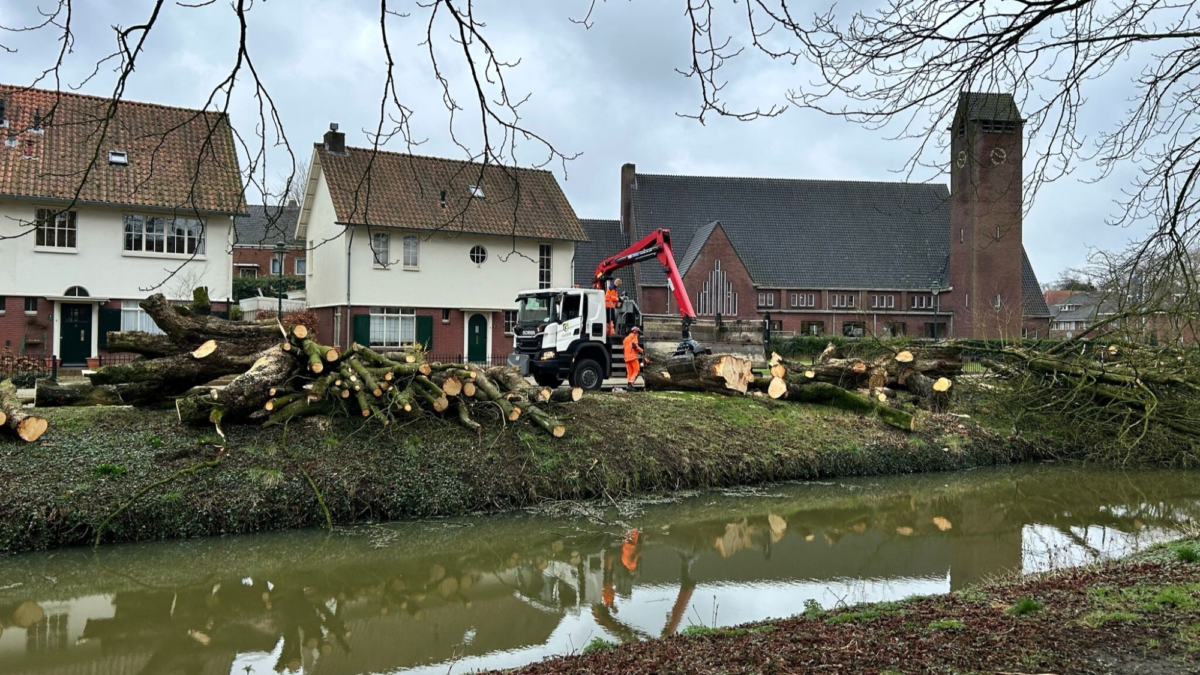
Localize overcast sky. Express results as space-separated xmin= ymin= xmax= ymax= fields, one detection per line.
xmin=0 ymin=0 xmax=1158 ymax=284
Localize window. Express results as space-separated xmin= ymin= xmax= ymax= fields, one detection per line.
xmin=560 ymin=294 xmax=582 ymax=321
xmin=64 ymin=286 xmax=88 ymax=297
xmin=0 ymin=295 xmax=5 ymax=315
xmin=883 ymin=322 xmax=907 ymax=337
xmin=538 ymin=244 xmax=553 ymax=289
xmin=333 ymin=308 xmax=342 ymax=348
xmin=757 ymin=292 xmax=775 ymax=308
xmin=369 ymin=307 xmax=415 ymax=348
xmin=24 ymin=297 xmax=37 ymax=314
xmin=442 ymin=308 xmax=451 ymax=324
xmin=124 ymin=214 xmax=203 ymax=255
xmin=403 ymin=235 xmax=419 ymax=269
xmin=120 ymin=300 xmax=165 ymax=335
xmin=842 ymin=321 xmax=865 ymax=338
xmin=790 ymin=293 xmax=815 ymax=308
xmin=960 ymin=228 xmax=964 ymax=243
xmin=980 ymin=119 xmax=1017 ymax=134
xmin=470 ymin=245 xmax=487 ymax=264
xmin=35 ymin=208 xmax=77 ymax=249
xmin=924 ymin=322 xmax=948 ymax=339
xmin=371 ymin=232 xmax=390 ymax=266
xmin=294 ymin=258 xmax=306 ymax=275
xmin=801 ymin=321 xmax=824 ymax=336
xmin=238 ymin=267 xmax=258 ymax=278
xmin=270 ymin=258 xmax=282 ymax=275
xmin=831 ymin=293 xmax=856 ymax=309
xmin=993 ymin=294 xmax=1003 ymax=309
xmin=468 ymin=184 xmax=485 ymax=198
xmin=504 ymin=310 xmax=517 ymax=335
xmin=108 ymin=150 xmax=128 ymax=166
xmin=911 ymin=295 xmax=936 ymax=310
xmin=870 ymin=295 xmax=895 ymax=309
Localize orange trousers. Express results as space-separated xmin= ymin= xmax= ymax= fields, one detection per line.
xmin=625 ymin=358 xmax=640 ymax=384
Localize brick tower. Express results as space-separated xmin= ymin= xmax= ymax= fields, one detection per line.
xmin=945 ymin=92 xmax=1026 ymax=339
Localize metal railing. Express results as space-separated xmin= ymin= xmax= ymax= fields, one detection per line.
xmin=98 ymin=353 xmax=140 ymax=366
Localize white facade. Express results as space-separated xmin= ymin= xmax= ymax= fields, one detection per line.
xmin=0 ymin=197 xmax=234 ymax=362
xmin=302 ymin=171 xmax=576 ymax=311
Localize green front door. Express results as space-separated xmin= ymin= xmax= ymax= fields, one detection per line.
xmin=467 ymin=313 xmax=488 ymax=363
xmin=60 ymin=303 xmax=92 ymax=366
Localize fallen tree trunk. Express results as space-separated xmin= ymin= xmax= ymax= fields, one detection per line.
xmin=135 ymin=293 xmax=279 ymax=354
xmin=90 ymin=347 xmax=257 ymax=404
xmin=780 ymin=381 xmax=915 ymax=432
xmin=35 ymin=380 xmax=134 ymax=407
xmin=176 ymin=347 xmax=298 ymax=425
xmin=643 ymin=354 xmax=756 ymax=394
xmin=1 ymin=379 xmax=48 ymax=442
xmin=104 ymin=331 xmax=177 ymax=359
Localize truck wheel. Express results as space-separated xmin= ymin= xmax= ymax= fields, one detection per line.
xmin=570 ymin=359 xmax=604 ymax=391
xmin=533 ymin=373 xmax=564 ymax=388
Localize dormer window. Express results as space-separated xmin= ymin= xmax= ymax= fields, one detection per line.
xmin=30 ymin=109 xmax=44 ymax=134
xmin=4 ymin=133 xmax=15 ymax=148
xmin=468 ymin=184 xmax=485 ymax=198
xmin=108 ymin=150 xmax=129 ymax=166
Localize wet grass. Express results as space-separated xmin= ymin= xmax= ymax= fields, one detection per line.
xmin=1 ymin=393 xmax=1035 ymax=553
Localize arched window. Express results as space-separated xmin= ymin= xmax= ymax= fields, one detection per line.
xmin=64 ymin=286 xmax=89 ymax=297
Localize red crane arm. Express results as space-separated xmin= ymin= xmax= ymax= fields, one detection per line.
xmin=592 ymin=228 xmax=696 ymax=320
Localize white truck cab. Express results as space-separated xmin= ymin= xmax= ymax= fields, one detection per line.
xmin=508 ymin=287 xmax=640 ymax=389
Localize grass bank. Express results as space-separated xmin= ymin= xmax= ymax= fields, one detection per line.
xmin=496 ymin=538 xmax=1200 ymax=675
xmin=0 ymin=391 xmax=1038 ymax=554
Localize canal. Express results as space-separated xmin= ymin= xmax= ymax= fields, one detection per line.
xmin=1 ymin=464 xmax=1197 ymax=675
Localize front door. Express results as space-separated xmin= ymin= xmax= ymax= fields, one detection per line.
xmin=60 ymin=303 xmax=92 ymax=366
xmin=467 ymin=313 xmax=488 ymax=363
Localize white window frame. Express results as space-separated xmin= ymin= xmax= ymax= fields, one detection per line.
xmin=371 ymin=232 xmax=391 ymax=268
xmin=872 ymin=295 xmax=895 ymax=309
xmin=441 ymin=308 xmax=451 ymax=324
xmin=121 ymin=300 xmax=165 ymax=335
xmin=270 ymin=258 xmax=282 ymax=275
xmin=237 ymin=267 xmax=259 ymax=278
xmin=369 ymin=306 xmax=415 ymax=348
xmin=403 ymin=235 xmax=420 ymax=270
xmin=994 ymin=294 xmax=1003 ymax=309
xmin=24 ymin=297 xmax=38 ymax=315
xmin=294 ymin=258 xmax=306 ymax=275
xmin=123 ymin=213 xmax=205 ymax=257
xmin=0 ymin=295 xmax=5 ymax=315
xmin=538 ymin=244 xmax=553 ymax=289
xmin=35 ymin=208 xmax=78 ymax=251
xmin=504 ymin=310 xmax=517 ymax=335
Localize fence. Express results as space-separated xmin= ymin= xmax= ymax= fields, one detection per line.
xmin=0 ymin=362 xmax=51 ymax=388
xmin=98 ymin=353 xmax=140 ymax=367
xmin=239 ymin=296 xmax=307 ymax=321
xmin=425 ymin=353 xmax=513 ymax=368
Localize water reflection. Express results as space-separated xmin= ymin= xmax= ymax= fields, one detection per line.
xmin=1 ymin=465 xmax=1197 ymax=675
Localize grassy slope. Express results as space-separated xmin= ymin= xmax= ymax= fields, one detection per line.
xmin=0 ymin=391 xmax=1035 ymax=553
xmin=497 ymin=539 xmax=1200 ymax=675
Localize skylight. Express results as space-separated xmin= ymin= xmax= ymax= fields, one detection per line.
xmin=108 ymin=150 xmax=128 ymax=166
xmin=468 ymin=184 xmax=485 ymax=198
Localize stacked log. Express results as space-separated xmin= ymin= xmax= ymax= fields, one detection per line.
xmin=1 ymin=379 xmax=48 ymax=442
xmin=777 ymin=344 xmax=962 ymax=409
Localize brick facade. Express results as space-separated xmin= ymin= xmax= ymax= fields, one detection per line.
xmin=312 ymin=304 xmax=514 ymax=361
xmin=232 ymin=246 xmax=305 ymax=277
xmin=681 ymin=223 xmax=757 ymax=320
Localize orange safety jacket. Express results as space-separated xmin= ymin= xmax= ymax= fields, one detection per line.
xmin=622 ymin=332 xmax=643 ymax=362
xmin=605 ymin=287 xmax=619 ymax=309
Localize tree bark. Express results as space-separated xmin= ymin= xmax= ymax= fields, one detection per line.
xmin=1 ymin=379 xmax=48 ymax=442
xmin=35 ymin=380 xmax=135 ymax=407
xmin=643 ymin=354 xmax=756 ymax=394
xmin=104 ymin=331 xmax=177 ymax=358
xmin=89 ymin=346 xmax=257 ymax=404
xmin=176 ymin=347 xmax=297 ymax=425
xmin=139 ymin=293 xmax=278 ymax=354
xmin=781 ymin=380 xmax=915 ymax=431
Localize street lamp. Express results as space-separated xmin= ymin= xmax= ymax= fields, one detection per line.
xmin=930 ymin=282 xmax=942 ymax=340
xmin=274 ymin=241 xmax=287 ymax=321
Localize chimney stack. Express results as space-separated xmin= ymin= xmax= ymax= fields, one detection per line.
xmin=323 ymin=122 xmax=346 ymax=155
xmin=620 ymin=163 xmax=636 ymax=234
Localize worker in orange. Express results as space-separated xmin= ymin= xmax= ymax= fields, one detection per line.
xmin=621 ymin=528 xmax=642 ymax=572
xmin=622 ymin=326 xmax=644 ymax=386
xmin=605 ymin=278 xmax=622 ymax=333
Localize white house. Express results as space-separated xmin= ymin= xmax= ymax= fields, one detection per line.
xmin=0 ymin=84 xmax=243 ymax=367
xmin=296 ymin=125 xmax=587 ymax=361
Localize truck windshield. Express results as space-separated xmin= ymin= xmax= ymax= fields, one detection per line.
xmin=517 ymin=295 xmax=556 ymax=324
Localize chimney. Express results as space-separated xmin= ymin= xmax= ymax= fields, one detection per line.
xmin=620 ymin=163 xmax=636 ymax=234
xmin=0 ymin=98 xmax=6 ymax=127
xmin=323 ymin=122 xmax=346 ymax=155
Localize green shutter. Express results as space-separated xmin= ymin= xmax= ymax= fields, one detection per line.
xmin=353 ymin=314 xmax=372 ymax=347
xmin=416 ymin=315 xmax=434 ymax=350
xmin=98 ymin=308 xmax=122 ymax=349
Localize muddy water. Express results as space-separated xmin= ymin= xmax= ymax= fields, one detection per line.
xmin=1 ymin=465 xmax=1198 ymax=675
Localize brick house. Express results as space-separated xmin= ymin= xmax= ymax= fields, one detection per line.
xmin=578 ymin=92 xmax=1052 ymax=339
xmin=296 ymin=124 xmax=586 ymax=360
xmin=0 ymin=84 xmax=243 ymax=367
xmin=232 ymin=203 xmax=305 ymax=278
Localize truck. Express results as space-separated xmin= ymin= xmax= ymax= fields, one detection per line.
xmin=508 ymin=228 xmax=708 ymax=390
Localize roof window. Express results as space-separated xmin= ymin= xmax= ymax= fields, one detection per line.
xmin=29 ymin=109 xmax=44 ymax=134
xmin=108 ymin=150 xmax=129 ymax=166
xmin=468 ymin=184 xmax=485 ymax=198
xmin=4 ymin=133 xmax=15 ymax=148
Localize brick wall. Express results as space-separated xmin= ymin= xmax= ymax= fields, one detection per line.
xmin=327 ymin=305 xmax=513 ymax=359
xmin=232 ymin=246 xmax=306 ymax=277
xmin=0 ymin=296 xmax=51 ymax=355
xmin=680 ymin=224 xmax=759 ymax=320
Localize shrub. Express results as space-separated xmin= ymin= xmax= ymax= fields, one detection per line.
xmin=1175 ymin=544 xmax=1199 ymax=563
xmin=1007 ymin=597 xmax=1044 ymax=616
xmin=582 ymin=637 xmax=615 ymax=654
xmin=283 ymin=309 xmax=320 ymax=337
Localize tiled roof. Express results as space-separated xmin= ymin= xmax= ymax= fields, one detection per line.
xmin=1051 ymin=291 xmax=1117 ymax=321
xmin=315 ymin=145 xmax=586 ymax=241
xmin=574 ymin=218 xmax=637 ymax=300
xmin=0 ymin=84 xmax=244 ymax=213
xmin=956 ymin=92 xmax=1024 ymax=123
xmin=1022 ymin=250 xmax=1052 ymax=317
xmin=631 ymin=173 xmax=952 ymax=290
xmin=1043 ymin=289 xmax=1074 ymax=308
xmin=234 ymin=204 xmax=303 ymax=248
xmin=631 ymin=170 xmax=1050 ymax=318
xmin=676 ymin=220 xmax=719 ymax=277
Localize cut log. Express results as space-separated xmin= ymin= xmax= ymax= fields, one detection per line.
xmin=906 ymin=372 xmax=952 ymax=412
xmin=456 ymin=403 xmax=483 ymax=434
xmin=548 ymin=387 xmax=584 ymax=403
xmin=817 ymin=342 xmax=842 ymax=364
xmin=1 ymin=379 xmax=48 ymax=442
xmin=767 ymin=376 xmax=788 ymax=400
xmin=138 ymin=293 xmax=278 ymax=354
xmin=34 ymin=380 xmax=137 ymax=407
xmin=894 ymin=350 xmax=915 ymax=364
xmin=783 ymin=381 xmax=915 ymax=432
xmin=644 ymin=354 xmax=756 ymax=394
xmin=90 ymin=348 xmax=257 ymax=404
xmin=291 ymin=324 xmax=309 ymax=341
xmin=104 ymin=331 xmax=177 ymax=358
xmin=526 ymin=405 xmax=566 ymax=438
xmin=192 ymin=340 xmax=218 ymax=359
xmin=191 ymin=286 xmax=212 ymax=316
xmin=176 ymin=347 xmax=298 ymax=425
